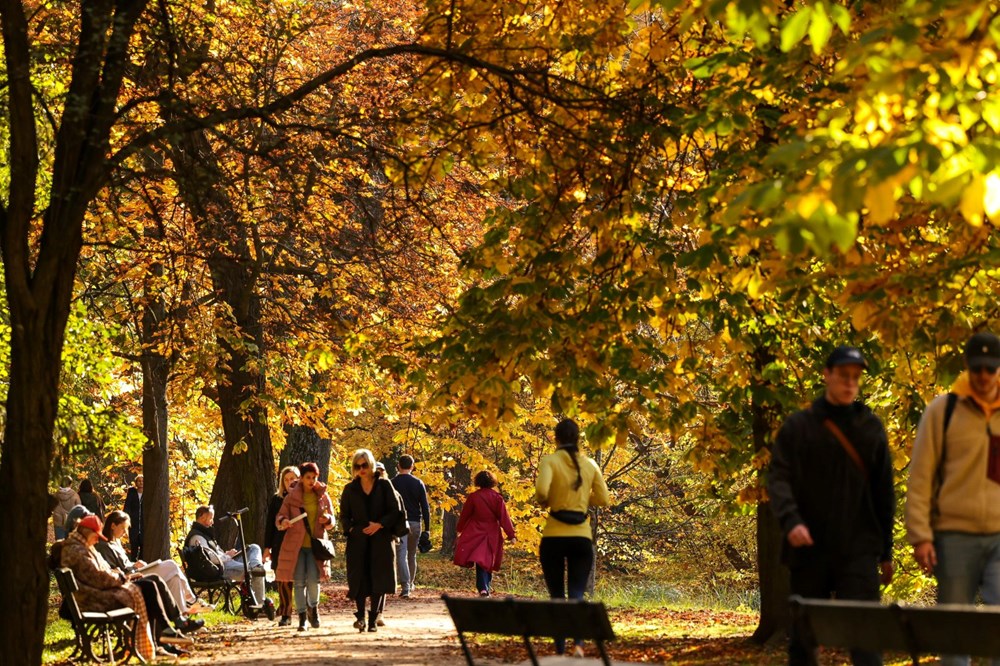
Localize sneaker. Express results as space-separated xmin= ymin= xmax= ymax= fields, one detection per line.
xmin=400 ymin=591 xmax=410 ymax=599
xmin=175 ymin=617 xmax=205 ymax=633
xmin=375 ymin=613 xmax=384 ymax=627
xmin=478 ymin=590 xmax=489 ymax=597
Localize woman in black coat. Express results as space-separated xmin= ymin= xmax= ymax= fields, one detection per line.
xmin=340 ymin=448 xmax=404 ymax=632
xmin=264 ymin=465 xmax=300 ymax=627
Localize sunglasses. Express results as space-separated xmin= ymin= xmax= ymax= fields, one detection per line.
xmin=353 ymin=461 xmax=370 ymax=470
xmin=970 ymin=364 xmax=999 ymax=375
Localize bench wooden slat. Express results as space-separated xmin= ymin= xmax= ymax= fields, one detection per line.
xmin=443 ymin=594 xmax=618 ymax=666
xmin=791 ymin=595 xmax=1000 ymax=664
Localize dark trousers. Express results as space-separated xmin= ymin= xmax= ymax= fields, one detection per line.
xmin=276 ymin=580 xmax=293 ymax=618
xmin=135 ymin=574 xmax=181 ymax=640
xmin=475 ymin=565 xmax=492 ymax=593
xmin=788 ymin=553 xmax=882 ymax=666
xmin=539 ymin=537 xmax=594 ymax=654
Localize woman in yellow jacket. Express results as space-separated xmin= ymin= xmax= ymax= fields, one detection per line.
xmin=535 ymin=418 xmax=610 ymax=657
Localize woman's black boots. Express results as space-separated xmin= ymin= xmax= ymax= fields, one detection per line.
xmin=353 ymin=611 xmax=365 ymax=632
xmin=307 ymin=604 xmax=320 ymax=628
xmin=367 ymin=610 xmax=378 ymax=632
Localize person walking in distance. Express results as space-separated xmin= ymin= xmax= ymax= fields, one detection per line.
xmin=391 ymin=455 xmax=430 ymax=598
xmin=768 ymin=345 xmax=895 ymax=666
xmin=535 ymin=419 xmax=610 ymax=658
xmin=453 ymin=470 xmax=516 ymax=596
xmin=906 ymin=331 xmax=1000 ymax=666
xmin=265 ymin=465 xmax=299 ymax=626
xmin=123 ymin=475 xmax=144 ymax=560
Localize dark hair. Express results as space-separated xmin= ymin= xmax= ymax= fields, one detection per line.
xmin=102 ymin=510 xmax=129 ymax=540
xmin=299 ymin=462 xmax=320 ymax=477
xmin=79 ymin=479 xmax=94 ymax=494
xmin=474 ymin=471 xmax=496 ymax=489
xmin=554 ymin=419 xmax=583 ymax=490
xmin=195 ymin=505 xmax=214 ymax=519
xmin=398 ymin=455 xmax=414 ymax=470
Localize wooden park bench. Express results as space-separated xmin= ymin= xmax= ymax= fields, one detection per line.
xmin=54 ymin=567 xmax=141 ymax=664
xmin=443 ymin=594 xmax=640 ymax=666
xmin=791 ymin=594 xmax=1000 ymax=665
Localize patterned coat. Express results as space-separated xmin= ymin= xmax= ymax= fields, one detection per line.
xmin=60 ymin=531 xmax=155 ymax=661
xmin=275 ymin=479 xmax=334 ymax=583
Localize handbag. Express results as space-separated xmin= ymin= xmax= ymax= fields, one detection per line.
xmin=549 ymin=509 xmax=588 ymax=525
xmin=311 ymin=535 xmax=335 ymax=561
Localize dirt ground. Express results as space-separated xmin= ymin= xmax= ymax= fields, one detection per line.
xmin=182 ymin=583 xmax=481 ymax=666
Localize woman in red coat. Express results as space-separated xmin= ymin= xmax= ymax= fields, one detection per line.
xmin=275 ymin=462 xmax=334 ymax=631
xmin=453 ymin=470 xmax=516 ymax=596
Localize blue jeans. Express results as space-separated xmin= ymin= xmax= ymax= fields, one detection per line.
xmin=294 ymin=547 xmax=320 ymax=611
xmin=935 ymin=531 xmax=1000 ymax=666
xmin=224 ymin=543 xmax=265 ymax=607
xmin=475 ymin=565 xmax=492 ymax=594
xmin=395 ymin=520 xmax=421 ymax=593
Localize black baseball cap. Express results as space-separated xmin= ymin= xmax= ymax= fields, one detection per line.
xmin=826 ymin=346 xmax=868 ymax=369
xmin=965 ymin=331 xmax=1000 ymax=369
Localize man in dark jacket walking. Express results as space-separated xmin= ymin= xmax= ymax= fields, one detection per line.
xmin=391 ymin=455 xmax=430 ymax=598
xmin=768 ymin=345 xmax=895 ymax=666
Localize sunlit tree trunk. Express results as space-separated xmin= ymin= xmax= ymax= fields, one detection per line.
xmin=141 ymin=264 xmax=172 ymax=561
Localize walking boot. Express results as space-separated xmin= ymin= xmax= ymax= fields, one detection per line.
xmin=307 ymin=604 xmax=320 ymax=628
xmin=297 ymin=611 xmax=307 ymax=632
xmin=367 ymin=610 xmax=378 ymax=632
xmin=353 ymin=611 xmax=365 ymax=632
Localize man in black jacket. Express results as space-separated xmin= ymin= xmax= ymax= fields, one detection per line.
xmin=768 ymin=345 xmax=895 ymax=666
xmin=391 ymin=455 xmax=431 ymax=598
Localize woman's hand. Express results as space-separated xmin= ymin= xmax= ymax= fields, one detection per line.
xmin=135 ymin=560 xmax=147 ymax=568
xmin=263 ymin=547 xmax=271 ymax=562
xmin=362 ymin=522 xmax=382 ymax=535
xmin=277 ymin=516 xmax=289 ymax=531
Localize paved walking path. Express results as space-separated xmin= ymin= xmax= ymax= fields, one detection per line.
xmin=183 ymin=583 xmax=473 ymax=665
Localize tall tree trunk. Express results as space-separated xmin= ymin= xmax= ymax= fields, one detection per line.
xmin=0 ymin=315 xmax=67 ymax=666
xmin=751 ymin=346 xmax=790 ymax=644
xmin=280 ymin=425 xmax=332 ymax=484
xmin=140 ymin=272 xmax=172 ymax=561
xmin=441 ymin=461 xmax=470 ymax=555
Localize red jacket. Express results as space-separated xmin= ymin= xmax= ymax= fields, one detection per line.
xmin=453 ymin=488 xmax=515 ymax=572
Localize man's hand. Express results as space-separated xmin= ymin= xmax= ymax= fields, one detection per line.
xmin=913 ymin=541 xmax=937 ymax=575
xmin=226 ymin=548 xmax=238 ymax=557
xmin=787 ymin=524 xmax=814 ymax=548
xmin=879 ymin=560 xmax=895 ymax=585
xmin=362 ymin=522 xmax=382 ymax=535
xmin=135 ymin=560 xmax=147 ymax=568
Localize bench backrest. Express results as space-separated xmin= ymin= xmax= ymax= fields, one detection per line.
xmin=791 ymin=595 xmax=1000 ymax=658
xmin=53 ymin=568 xmax=84 ymax=627
xmin=443 ymin=595 xmax=615 ymax=642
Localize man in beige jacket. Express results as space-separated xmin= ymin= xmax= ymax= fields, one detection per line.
xmin=905 ymin=331 xmax=1000 ymax=666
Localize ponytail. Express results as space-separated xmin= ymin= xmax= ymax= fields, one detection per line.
xmin=564 ymin=447 xmax=583 ymax=490
xmin=554 ymin=419 xmax=583 ymax=491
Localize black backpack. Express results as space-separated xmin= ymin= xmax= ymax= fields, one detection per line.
xmin=182 ymin=544 xmax=224 ymax=582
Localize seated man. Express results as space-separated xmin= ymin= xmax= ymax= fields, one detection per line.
xmin=185 ymin=505 xmax=266 ymax=607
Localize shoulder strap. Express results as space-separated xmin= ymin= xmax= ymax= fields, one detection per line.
xmin=822 ymin=418 xmax=869 ymax=480
xmin=935 ymin=392 xmax=958 ymax=490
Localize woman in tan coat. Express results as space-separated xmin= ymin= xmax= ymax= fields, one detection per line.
xmin=60 ymin=515 xmax=157 ymax=661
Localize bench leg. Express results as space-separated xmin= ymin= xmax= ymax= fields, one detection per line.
xmin=456 ymin=630 xmax=476 ymax=666
xmin=521 ymin=634 xmax=539 ymax=666
xmin=596 ymin=640 xmax=613 ymax=666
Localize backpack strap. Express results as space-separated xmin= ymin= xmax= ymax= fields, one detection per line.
xmin=935 ymin=392 xmax=958 ymax=490
xmin=822 ymin=418 xmax=869 ymax=480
